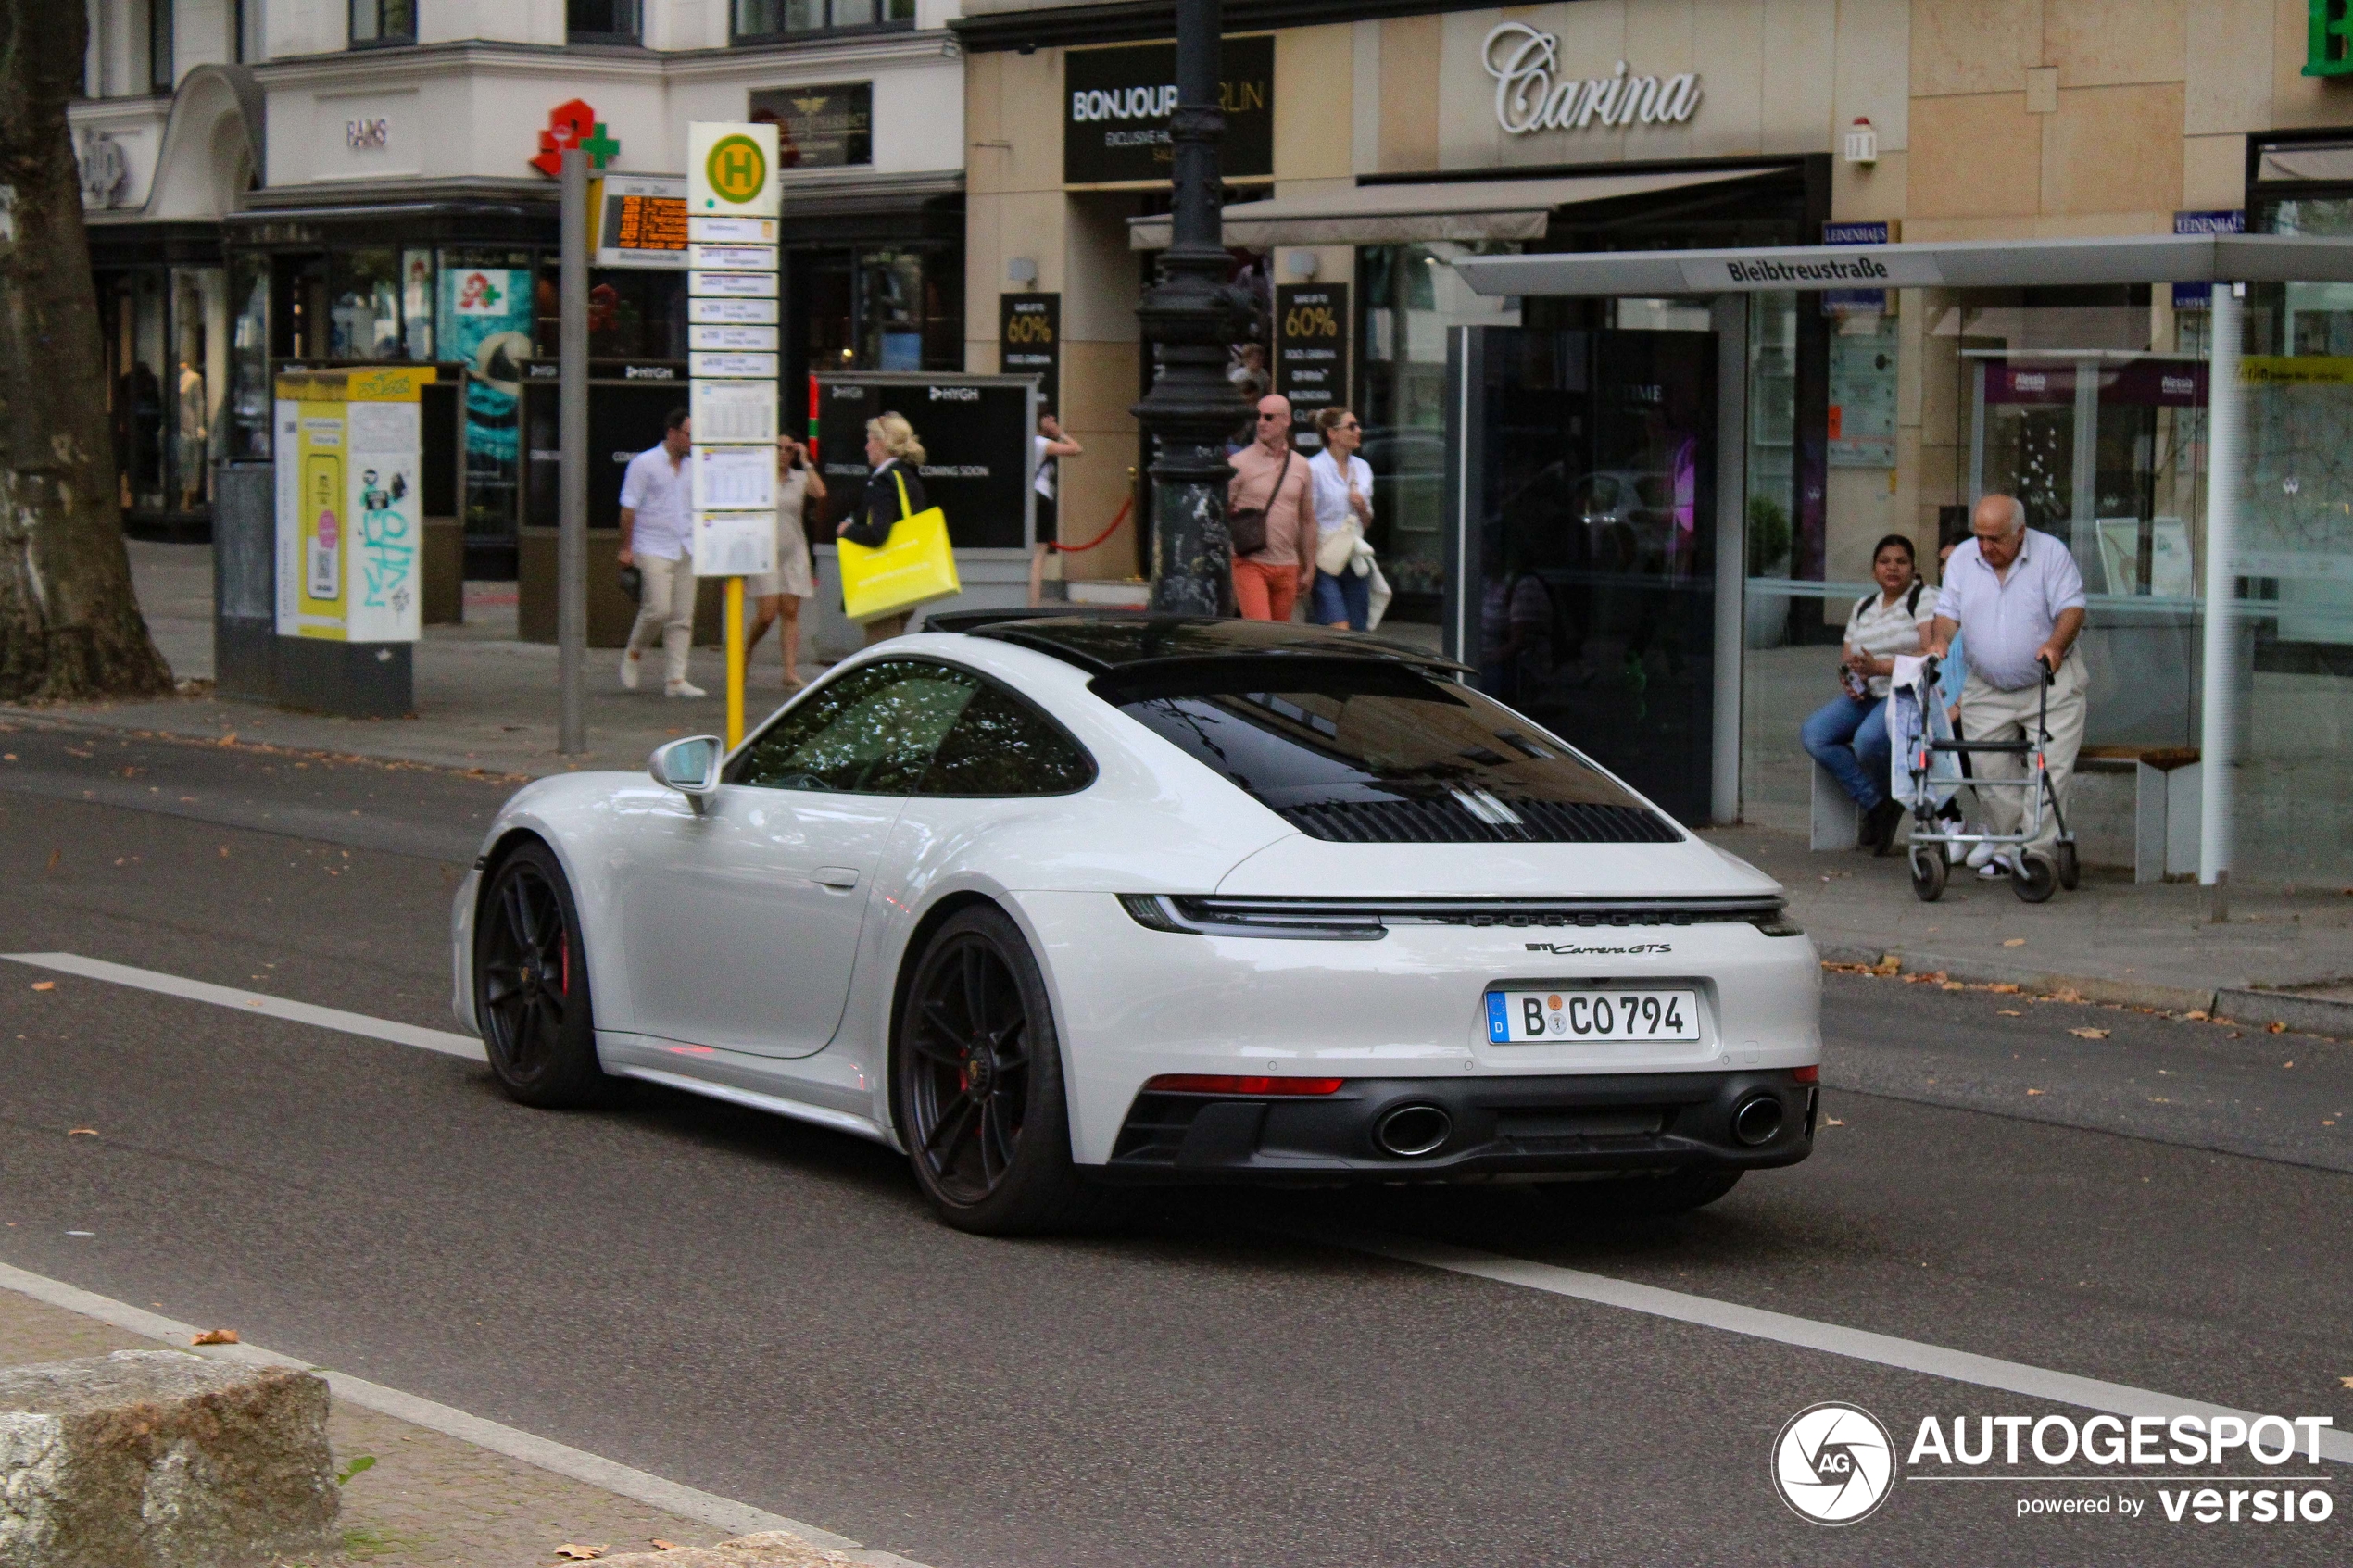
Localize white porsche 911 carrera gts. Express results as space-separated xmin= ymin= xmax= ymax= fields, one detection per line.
xmin=451 ymin=613 xmax=1819 ymax=1234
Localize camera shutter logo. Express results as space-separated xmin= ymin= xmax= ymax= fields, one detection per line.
xmin=1772 ymin=1403 xmax=1895 ymax=1524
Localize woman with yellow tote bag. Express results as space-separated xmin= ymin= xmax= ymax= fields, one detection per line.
xmin=835 ymin=413 xmax=959 ymax=644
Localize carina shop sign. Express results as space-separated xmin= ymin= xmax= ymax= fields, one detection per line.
xmin=1482 ymin=22 xmax=1701 ymax=136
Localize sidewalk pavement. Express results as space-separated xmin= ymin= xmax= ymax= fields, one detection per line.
xmin=1709 ymin=822 xmax=2353 ymax=1034
xmin=88 ymin=542 xmax=811 ymax=781
xmin=0 ymin=1266 xmax=915 ymax=1568
xmin=23 ymin=544 xmax=2353 ymax=1039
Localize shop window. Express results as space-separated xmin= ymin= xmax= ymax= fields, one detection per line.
xmin=107 ymin=273 xmax=169 ymax=514
xmin=854 ymin=248 xmax=961 ymax=372
xmin=438 ymin=249 xmax=539 ymax=553
xmin=226 ymin=253 xmax=271 ymax=460
xmin=170 ymin=266 xmax=227 ymax=511
xmin=533 ymin=267 xmax=686 ymax=361
xmin=568 ymin=0 xmax=641 ymax=44
xmin=1354 ymin=242 xmax=1521 ymax=620
xmin=149 ymin=0 xmax=174 ymax=92
xmin=330 ymin=250 xmax=406 ymax=359
xmin=749 ymin=83 xmax=873 ymax=169
xmin=350 ymin=0 xmax=415 ymax=47
xmin=733 ymin=0 xmax=912 ymax=41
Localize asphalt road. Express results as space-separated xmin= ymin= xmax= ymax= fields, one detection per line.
xmin=0 ymin=727 xmax=2347 ymax=1566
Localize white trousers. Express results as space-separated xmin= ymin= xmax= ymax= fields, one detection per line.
xmin=627 ymin=551 xmax=697 ymax=685
xmin=1960 ymin=656 xmax=2088 ymax=853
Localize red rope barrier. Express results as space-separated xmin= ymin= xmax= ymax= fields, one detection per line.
xmin=1047 ymin=496 xmax=1133 ymax=555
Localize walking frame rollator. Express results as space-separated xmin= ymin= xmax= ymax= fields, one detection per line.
xmin=1895 ymin=654 xmax=2079 ymax=905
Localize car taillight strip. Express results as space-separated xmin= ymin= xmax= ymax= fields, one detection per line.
xmin=1142 ymin=1074 xmax=1348 ymax=1096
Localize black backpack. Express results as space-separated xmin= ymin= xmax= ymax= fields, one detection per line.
xmin=1856 ymin=580 xmax=1928 ymax=621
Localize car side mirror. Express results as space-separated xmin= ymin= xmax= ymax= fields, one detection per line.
xmin=648 ymin=735 xmax=723 ymax=814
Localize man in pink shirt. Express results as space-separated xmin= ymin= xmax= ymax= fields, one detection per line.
xmin=1226 ymin=394 xmax=1316 ymax=621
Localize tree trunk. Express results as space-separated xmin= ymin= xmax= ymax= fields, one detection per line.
xmin=0 ymin=1 xmax=173 ymax=700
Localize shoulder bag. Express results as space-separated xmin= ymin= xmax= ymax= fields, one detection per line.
xmin=1227 ymin=448 xmax=1291 ymax=560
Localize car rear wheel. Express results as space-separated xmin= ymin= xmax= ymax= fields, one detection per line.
xmin=474 ymin=841 xmax=610 ymax=1109
xmin=894 ymin=905 xmax=1118 ymax=1236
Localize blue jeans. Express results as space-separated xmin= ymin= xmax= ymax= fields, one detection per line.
xmin=1311 ymin=567 xmax=1372 ymax=630
xmin=1803 ymin=693 xmax=1892 ymax=810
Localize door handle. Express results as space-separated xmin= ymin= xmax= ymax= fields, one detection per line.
xmin=812 ymin=866 xmax=860 ymax=889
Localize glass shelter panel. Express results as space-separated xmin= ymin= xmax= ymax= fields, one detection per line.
xmin=1464 ymin=322 xmax=1718 ymax=824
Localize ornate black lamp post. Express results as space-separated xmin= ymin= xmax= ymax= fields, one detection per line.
xmin=1135 ymin=0 xmax=1248 ymax=614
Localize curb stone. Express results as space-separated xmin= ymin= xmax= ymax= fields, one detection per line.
xmin=0 ymin=1261 xmax=934 ymax=1568
xmin=1814 ymin=944 xmax=2353 ymax=1040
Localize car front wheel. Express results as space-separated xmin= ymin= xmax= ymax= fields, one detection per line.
xmin=474 ymin=840 xmax=610 ymax=1109
xmin=893 ymin=904 xmax=1115 ymax=1236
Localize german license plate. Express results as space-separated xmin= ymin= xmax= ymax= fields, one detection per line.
xmin=1486 ymin=988 xmax=1701 ymax=1044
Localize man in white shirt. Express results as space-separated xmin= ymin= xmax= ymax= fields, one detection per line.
xmin=617 ymin=408 xmax=704 ymax=697
xmin=1928 ymin=493 xmax=2088 ymax=876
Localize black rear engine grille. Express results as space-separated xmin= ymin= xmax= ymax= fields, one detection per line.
xmin=1279 ymin=797 xmax=1680 ymax=845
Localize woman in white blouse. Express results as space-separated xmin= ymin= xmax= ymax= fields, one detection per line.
xmin=1802 ymin=533 xmax=1933 ymax=852
xmin=1306 ymin=406 xmax=1378 ymax=630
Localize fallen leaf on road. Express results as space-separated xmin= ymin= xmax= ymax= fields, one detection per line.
xmin=553 ymin=1548 xmax=606 ymax=1562
xmin=219 ymin=732 xmax=237 ymax=746
xmin=191 ymin=1329 xmax=238 ymax=1346
xmin=44 ymin=849 xmax=58 ymax=872
xmin=2026 ymin=1088 xmax=2045 ymax=1096
xmin=2068 ymin=1028 xmax=2110 ymax=1040
xmin=2341 ymin=1376 xmax=2353 ymax=1390
xmin=68 ymin=1128 xmax=96 ymax=1136
xmin=1942 ymin=982 xmax=1965 ymax=991
xmin=2183 ymin=1010 xmax=2209 ymax=1021
xmin=1872 ymin=955 xmax=1901 ymax=975
xmin=649 ymin=1544 xmax=681 ymax=1553
xmin=2267 ymin=1022 xmax=2286 ymax=1034
xmin=1998 ymin=1009 xmax=2022 ymax=1016
xmin=2003 ymin=937 xmax=2027 ymax=947
xmin=1990 ymin=983 xmax=2020 ymax=994
xmin=31 ymin=982 xmax=54 ymax=991
xmin=2284 ymin=1061 xmax=2295 ymax=1069
xmin=1821 ymin=1117 xmax=1844 ymax=1127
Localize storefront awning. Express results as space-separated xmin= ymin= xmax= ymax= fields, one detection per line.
xmin=1125 ymin=168 xmax=1780 ymax=251
xmin=1449 ymin=232 xmax=2353 ymax=296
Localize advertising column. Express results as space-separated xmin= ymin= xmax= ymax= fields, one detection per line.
xmin=686 ymin=121 xmax=782 ymax=746
xmin=271 ymin=366 xmax=431 ymax=716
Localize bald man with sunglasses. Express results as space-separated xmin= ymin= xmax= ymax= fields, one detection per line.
xmin=1227 ymin=394 xmax=1317 ymax=621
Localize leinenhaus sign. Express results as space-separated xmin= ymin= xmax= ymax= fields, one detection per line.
xmin=1481 ymin=22 xmax=1701 ymax=136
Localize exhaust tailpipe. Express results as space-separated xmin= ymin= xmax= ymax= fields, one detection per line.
xmin=1732 ymin=1095 xmax=1784 ymax=1147
xmin=1374 ymin=1104 xmax=1453 ymax=1158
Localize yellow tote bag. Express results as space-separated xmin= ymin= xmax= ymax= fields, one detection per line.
xmin=837 ymin=470 xmax=961 ymax=623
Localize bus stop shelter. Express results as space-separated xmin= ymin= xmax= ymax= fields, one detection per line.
xmin=1438 ymin=232 xmax=2353 ymax=901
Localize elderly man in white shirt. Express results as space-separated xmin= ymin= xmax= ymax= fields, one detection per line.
xmin=1927 ymin=493 xmax=2087 ymax=878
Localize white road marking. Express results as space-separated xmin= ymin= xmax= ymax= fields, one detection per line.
xmin=23 ymin=950 xmax=2342 ymax=1474
xmin=1343 ymin=1234 xmax=2353 ymax=1465
xmin=3 ymin=952 xmax=485 ymax=1062
xmin=0 ymin=1260 xmax=930 ymax=1567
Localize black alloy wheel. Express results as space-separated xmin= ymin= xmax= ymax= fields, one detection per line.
xmin=894 ymin=905 xmax=1114 ymax=1235
xmin=474 ymin=841 xmax=609 ymax=1108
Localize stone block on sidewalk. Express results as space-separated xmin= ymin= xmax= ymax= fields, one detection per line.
xmin=0 ymin=1349 xmax=337 ymax=1568
xmin=598 ymin=1531 xmax=857 ymax=1566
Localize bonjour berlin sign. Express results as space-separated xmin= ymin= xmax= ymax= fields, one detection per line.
xmin=1483 ymin=22 xmax=1701 ymax=134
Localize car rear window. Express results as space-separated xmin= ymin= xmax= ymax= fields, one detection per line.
xmin=1093 ymin=659 xmax=1679 ymax=845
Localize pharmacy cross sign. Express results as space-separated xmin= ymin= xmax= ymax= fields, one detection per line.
xmin=529 ymin=98 xmax=622 ymax=178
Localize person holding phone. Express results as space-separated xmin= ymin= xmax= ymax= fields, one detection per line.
xmin=741 ymin=434 xmax=826 ymax=688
